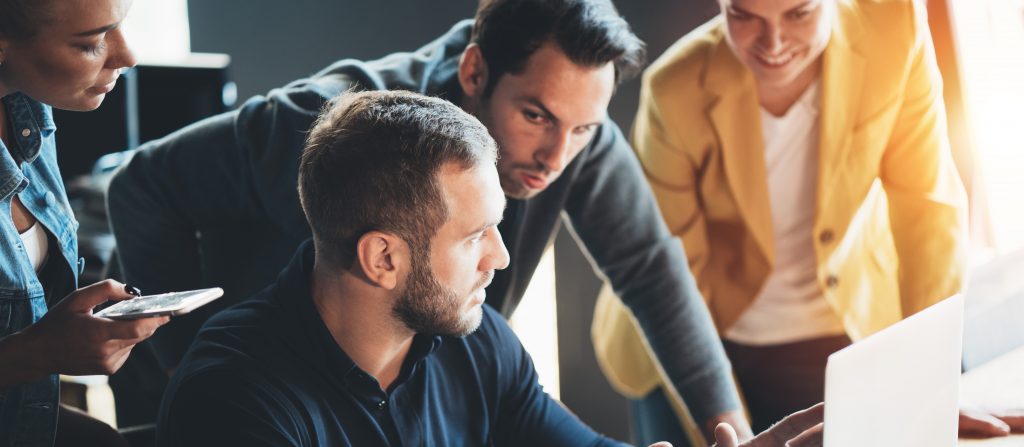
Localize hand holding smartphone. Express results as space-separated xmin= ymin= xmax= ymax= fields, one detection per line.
xmin=94 ymin=287 xmax=224 ymax=320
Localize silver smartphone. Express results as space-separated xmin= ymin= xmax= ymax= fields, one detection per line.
xmin=94 ymin=287 xmax=224 ymax=320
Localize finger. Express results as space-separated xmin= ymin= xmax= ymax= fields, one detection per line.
xmin=61 ymin=280 xmax=134 ymax=312
xmin=647 ymin=442 xmax=673 ymax=447
xmin=104 ymin=345 xmax=136 ymax=375
xmin=985 ymin=409 xmax=1024 ymax=432
xmin=97 ymin=316 xmax=170 ymax=341
xmin=765 ymin=403 xmax=825 ymax=442
xmin=714 ymin=422 xmax=739 ymax=447
xmin=997 ymin=413 xmax=1024 ymax=433
xmin=785 ymin=422 xmax=823 ymax=447
xmin=959 ymin=410 xmax=1010 ymax=438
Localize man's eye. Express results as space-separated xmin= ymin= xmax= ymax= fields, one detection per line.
xmin=524 ymin=111 xmax=546 ymax=123
xmin=573 ymin=125 xmax=597 ymax=135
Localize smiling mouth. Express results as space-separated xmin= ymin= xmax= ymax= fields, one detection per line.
xmin=754 ymin=51 xmax=796 ymax=68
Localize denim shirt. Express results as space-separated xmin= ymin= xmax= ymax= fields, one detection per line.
xmin=0 ymin=93 xmax=80 ymax=447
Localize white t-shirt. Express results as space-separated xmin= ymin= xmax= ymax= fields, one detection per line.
xmin=724 ymin=80 xmax=845 ymax=345
xmin=19 ymin=220 xmax=49 ymax=273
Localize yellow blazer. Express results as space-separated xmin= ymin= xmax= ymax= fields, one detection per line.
xmin=592 ymin=0 xmax=968 ymax=434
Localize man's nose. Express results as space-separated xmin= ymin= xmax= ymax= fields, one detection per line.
xmin=534 ymin=130 xmax=574 ymax=173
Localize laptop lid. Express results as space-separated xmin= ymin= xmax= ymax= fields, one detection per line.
xmin=824 ymin=294 xmax=963 ymax=447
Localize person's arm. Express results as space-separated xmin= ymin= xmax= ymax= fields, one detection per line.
xmin=0 ymin=280 xmax=168 ymax=388
xmin=158 ymin=370 xmax=304 ymax=447
xmin=879 ymin=0 xmax=967 ymax=317
xmin=563 ymin=117 xmax=744 ymax=438
xmin=106 ymin=111 xmax=252 ymax=371
xmin=107 ymin=111 xmax=242 ymax=299
xmin=634 ymin=65 xmax=751 ymax=441
xmin=106 ymin=87 xmax=326 ymax=370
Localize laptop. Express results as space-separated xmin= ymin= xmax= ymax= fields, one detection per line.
xmin=824 ymin=294 xmax=964 ymax=447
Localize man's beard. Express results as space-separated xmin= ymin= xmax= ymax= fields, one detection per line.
xmin=391 ymin=246 xmax=490 ymax=337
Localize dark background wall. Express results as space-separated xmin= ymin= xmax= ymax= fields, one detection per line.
xmin=187 ymin=0 xmax=720 ymax=441
xmin=187 ymin=0 xmax=719 ymax=130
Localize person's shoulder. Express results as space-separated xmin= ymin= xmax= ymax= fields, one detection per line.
xmin=158 ymin=364 xmax=307 ymax=446
xmin=846 ymin=0 xmax=919 ymax=18
xmin=645 ymin=17 xmax=726 ymax=95
xmin=181 ymin=288 xmax=283 ymax=371
xmin=840 ymin=0 xmax=923 ymax=51
xmin=164 ymin=290 xmax=301 ymax=423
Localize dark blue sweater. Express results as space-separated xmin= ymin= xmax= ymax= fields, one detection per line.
xmin=157 ymin=242 xmax=628 ymax=446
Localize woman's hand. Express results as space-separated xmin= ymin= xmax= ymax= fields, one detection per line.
xmin=959 ymin=406 xmax=1024 ymax=438
xmin=20 ymin=280 xmax=169 ymax=376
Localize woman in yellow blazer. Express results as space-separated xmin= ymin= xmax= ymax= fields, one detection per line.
xmin=592 ymin=0 xmax=974 ymax=443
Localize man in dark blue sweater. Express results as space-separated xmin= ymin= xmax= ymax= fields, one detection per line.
xmin=156 ymin=90 xmax=823 ymax=447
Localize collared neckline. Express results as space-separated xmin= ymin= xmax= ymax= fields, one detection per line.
xmin=276 ymin=241 xmax=444 ymax=391
xmin=1 ymin=93 xmax=57 ymax=164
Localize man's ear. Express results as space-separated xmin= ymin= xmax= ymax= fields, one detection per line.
xmin=458 ymin=44 xmax=489 ymax=99
xmin=355 ymin=231 xmax=409 ymax=291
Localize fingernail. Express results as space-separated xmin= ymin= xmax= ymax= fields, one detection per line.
xmin=124 ymin=284 xmax=142 ymax=297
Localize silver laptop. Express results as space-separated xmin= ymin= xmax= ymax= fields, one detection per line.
xmin=824 ymin=294 xmax=963 ymax=447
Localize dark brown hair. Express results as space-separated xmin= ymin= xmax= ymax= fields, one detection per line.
xmin=472 ymin=0 xmax=646 ymax=95
xmin=0 ymin=0 xmax=53 ymax=40
xmin=298 ymin=90 xmax=497 ymax=268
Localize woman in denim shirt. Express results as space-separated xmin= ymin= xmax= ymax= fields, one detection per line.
xmin=0 ymin=0 xmax=169 ymax=445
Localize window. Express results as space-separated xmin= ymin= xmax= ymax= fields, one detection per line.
xmin=509 ymin=247 xmax=561 ymax=399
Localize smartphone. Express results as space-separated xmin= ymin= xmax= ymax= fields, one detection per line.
xmin=94 ymin=287 xmax=225 ymax=320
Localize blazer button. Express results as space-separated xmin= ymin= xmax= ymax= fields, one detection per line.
xmin=819 ymin=230 xmax=834 ymax=244
xmin=826 ymin=275 xmax=839 ymax=289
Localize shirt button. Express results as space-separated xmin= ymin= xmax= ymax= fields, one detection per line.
xmin=825 ymin=275 xmax=839 ymax=289
xmin=21 ymin=128 xmax=31 ymax=137
xmin=819 ymin=230 xmax=834 ymax=244
xmin=376 ymin=400 xmax=387 ymax=411
xmin=44 ymin=191 xmax=56 ymax=207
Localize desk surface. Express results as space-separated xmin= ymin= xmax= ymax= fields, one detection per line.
xmin=959 ymin=346 xmax=1024 ymax=446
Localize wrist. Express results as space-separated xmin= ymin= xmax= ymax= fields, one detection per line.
xmin=0 ymin=326 xmax=52 ymax=388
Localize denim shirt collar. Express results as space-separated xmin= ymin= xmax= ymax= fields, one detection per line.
xmin=2 ymin=93 xmax=57 ymax=164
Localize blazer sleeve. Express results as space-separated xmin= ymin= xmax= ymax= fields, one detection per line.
xmin=880 ymin=3 xmax=968 ymax=316
xmin=632 ymin=71 xmax=711 ymax=292
xmin=565 ymin=119 xmax=740 ymax=425
xmin=106 ymin=86 xmax=329 ymax=369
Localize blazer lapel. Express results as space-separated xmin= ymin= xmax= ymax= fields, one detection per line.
xmin=818 ymin=2 xmax=866 ymax=211
xmin=704 ymin=38 xmax=775 ymax=263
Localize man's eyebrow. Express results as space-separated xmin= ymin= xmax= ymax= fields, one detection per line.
xmin=520 ymin=97 xmax=561 ymax=126
xmin=465 ymin=199 xmax=507 ymax=237
xmin=74 ymin=23 xmax=119 ymax=37
xmin=520 ymin=97 xmax=604 ymax=128
xmin=466 ymin=218 xmax=503 ymax=237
